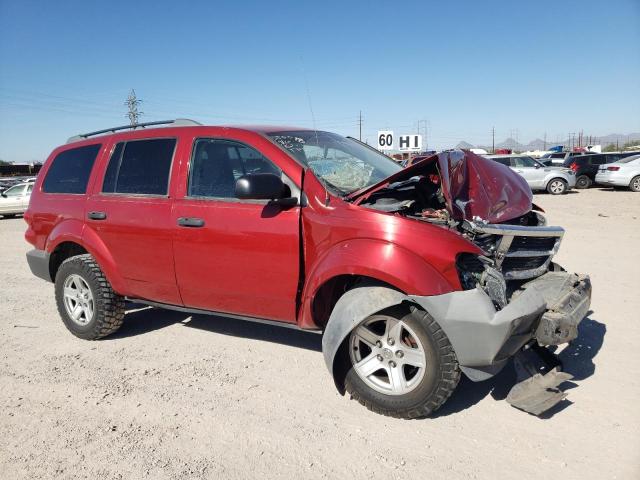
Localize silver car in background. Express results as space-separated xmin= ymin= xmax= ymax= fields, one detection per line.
xmin=595 ymin=154 xmax=640 ymax=192
xmin=484 ymin=154 xmax=576 ymax=194
xmin=0 ymin=182 xmax=33 ymax=218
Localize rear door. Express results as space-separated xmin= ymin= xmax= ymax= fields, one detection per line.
xmin=84 ymin=137 xmax=181 ymax=304
xmin=171 ymin=134 xmax=302 ymax=323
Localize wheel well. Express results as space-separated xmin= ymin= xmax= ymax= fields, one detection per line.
xmin=311 ymin=275 xmax=401 ymax=330
xmin=49 ymin=242 xmax=88 ymax=281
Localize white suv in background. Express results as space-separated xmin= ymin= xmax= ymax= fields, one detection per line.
xmin=484 ymin=154 xmax=576 ymax=194
xmin=0 ymin=182 xmax=33 ymax=218
xmin=595 ymin=154 xmax=640 ymax=192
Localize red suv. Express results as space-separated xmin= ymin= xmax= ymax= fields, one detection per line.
xmin=25 ymin=119 xmax=591 ymax=418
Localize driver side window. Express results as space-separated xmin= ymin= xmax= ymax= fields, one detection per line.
xmin=188 ymin=139 xmax=281 ymax=198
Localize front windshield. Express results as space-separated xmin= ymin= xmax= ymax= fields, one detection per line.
xmin=267 ymin=130 xmax=402 ymax=194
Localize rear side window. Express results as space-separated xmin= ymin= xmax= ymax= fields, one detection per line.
xmin=588 ymin=155 xmax=605 ymax=165
xmin=42 ymin=144 xmax=101 ymax=194
xmin=102 ymin=138 xmax=176 ymax=195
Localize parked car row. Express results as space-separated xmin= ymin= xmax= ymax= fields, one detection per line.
xmin=0 ymin=175 xmax=36 ymax=193
xmin=400 ymin=151 xmax=640 ymax=193
xmin=483 ymin=154 xmax=575 ymax=195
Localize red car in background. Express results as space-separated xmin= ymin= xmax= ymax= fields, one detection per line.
xmin=25 ymin=120 xmax=591 ymax=418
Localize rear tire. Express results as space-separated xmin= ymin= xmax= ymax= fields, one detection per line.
xmin=630 ymin=176 xmax=640 ymax=192
xmin=342 ymin=306 xmax=460 ymax=419
xmin=54 ymin=254 xmax=125 ymax=340
xmin=575 ymin=175 xmax=591 ymax=189
xmin=546 ymin=178 xmax=568 ymax=195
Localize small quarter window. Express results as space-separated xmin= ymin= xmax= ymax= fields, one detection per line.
xmin=102 ymin=138 xmax=176 ymax=195
xmin=42 ymin=144 xmax=101 ymax=194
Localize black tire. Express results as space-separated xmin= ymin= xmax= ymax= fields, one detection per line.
xmin=630 ymin=176 xmax=640 ymax=192
xmin=546 ymin=178 xmax=568 ymax=195
xmin=54 ymin=254 xmax=125 ymax=340
xmin=575 ymin=175 xmax=592 ymax=189
xmin=342 ymin=306 xmax=460 ymax=419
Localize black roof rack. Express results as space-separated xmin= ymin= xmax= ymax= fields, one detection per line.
xmin=66 ymin=118 xmax=202 ymax=143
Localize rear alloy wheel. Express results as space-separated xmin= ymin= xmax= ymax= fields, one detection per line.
xmin=547 ymin=178 xmax=568 ymax=195
xmin=55 ymin=254 xmax=125 ymax=340
xmin=630 ymin=176 xmax=640 ymax=192
xmin=343 ymin=307 xmax=460 ymax=419
xmin=575 ymin=175 xmax=592 ymax=189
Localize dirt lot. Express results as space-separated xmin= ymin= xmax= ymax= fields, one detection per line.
xmin=1 ymin=188 xmax=639 ymax=480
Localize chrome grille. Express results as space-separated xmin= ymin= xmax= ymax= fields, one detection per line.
xmin=469 ymin=222 xmax=564 ymax=280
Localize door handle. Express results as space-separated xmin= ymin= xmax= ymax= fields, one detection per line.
xmin=177 ymin=217 xmax=205 ymax=228
xmin=88 ymin=211 xmax=107 ymax=220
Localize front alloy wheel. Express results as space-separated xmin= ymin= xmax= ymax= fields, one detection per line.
xmin=349 ymin=315 xmax=426 ymax=395
xmin=342 ymin=307 xmax=460 ymax=419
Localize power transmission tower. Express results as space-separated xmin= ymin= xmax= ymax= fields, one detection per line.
xmin=125 ymin=89 xmax=143 ymax=126
xmin=358 ymin=111 xmax=363 ymax=141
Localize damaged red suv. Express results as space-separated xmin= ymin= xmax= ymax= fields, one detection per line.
xmin=25 ymin=120 xmax=591 ymax=418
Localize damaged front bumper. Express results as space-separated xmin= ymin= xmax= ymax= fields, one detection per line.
xmin=411 ymin=271 xmax=592 ymax=382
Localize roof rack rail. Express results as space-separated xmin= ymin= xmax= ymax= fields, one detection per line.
xmin=66 ymin=118 xmax=202 ymax=143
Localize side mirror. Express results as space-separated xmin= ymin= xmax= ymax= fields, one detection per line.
xmin=235 ymin=173 xmax=297 ymax=206
xmin=1 ymin=193 xmax=6 ymax=198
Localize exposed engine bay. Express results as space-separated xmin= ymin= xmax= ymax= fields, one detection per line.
xmin=353 ymin=151 xmax=566 ymax=310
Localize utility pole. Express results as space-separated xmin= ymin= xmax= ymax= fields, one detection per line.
xmin=358 ymin=111 xmax=363 ymax=141
xmin=492 ymin=127 xmax=495 ymax=153
xmin=543 ymin=132 xmax=547 ymax=150
xmin=125 ymin=89 xmax=143 ymax=126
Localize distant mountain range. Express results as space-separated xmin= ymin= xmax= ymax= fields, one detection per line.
xmin=456 ymin=132 xmax=640 ymax=151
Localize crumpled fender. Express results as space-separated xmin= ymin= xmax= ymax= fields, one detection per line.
xmin=321 ymin=283 xmax=550 ymax=390
xmin=322 ymin=286 xmax=407 ymax=392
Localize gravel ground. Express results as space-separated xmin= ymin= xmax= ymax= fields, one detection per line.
xmin=1 ymin=188 xmax=639 ymax=480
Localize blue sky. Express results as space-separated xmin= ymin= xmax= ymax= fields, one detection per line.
xmin=1 ymin=0 xmax=639 ymax=162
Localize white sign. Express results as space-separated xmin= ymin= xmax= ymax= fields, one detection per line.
xmin=398 ymin=134 xmax=422 ymax=152
xmin=377 ymin=130 xmax=394 ymax=151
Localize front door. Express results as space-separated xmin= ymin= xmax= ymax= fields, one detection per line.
xmin=172 ymin=136 xmax=301 ymax=323
xmin=84 ymin=137 xmax=181 ymax=304
xmin=511 ymin=156 xmax=546 ymax=189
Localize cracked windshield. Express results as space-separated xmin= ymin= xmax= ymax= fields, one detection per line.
xmin=268 ymin=130 xmax=401 ymax=194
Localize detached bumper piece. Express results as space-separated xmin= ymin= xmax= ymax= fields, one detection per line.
xmin=527 ymin=272 xmax=592 ymax=345
xmin=506 ymin=344 xmax=573 ymax=415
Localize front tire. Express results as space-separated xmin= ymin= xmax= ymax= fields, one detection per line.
xmin=575 ymin=175 xmax=592 ymax=189
xmin=342 ymin=306 xmax=460 ymax=419
xmin=547 ymin=178 xmax=568 ymax=195
xmin=630 ymin=176 xmax=640 ymax=192
xmin=55 ymin=254 xmax=125 ymax=340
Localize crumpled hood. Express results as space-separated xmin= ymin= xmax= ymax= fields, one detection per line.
xmin=350 ymin=149 xmax=533 ymax=223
